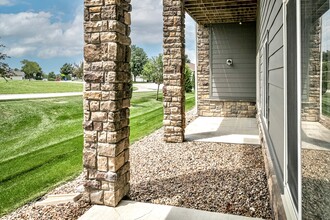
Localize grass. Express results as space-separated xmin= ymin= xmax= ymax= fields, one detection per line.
xmin=130 ymin=92 xmax=195 ymax=142
xmin=0 ymin=92 xmax=195 ymax=216
xmin=0 ymin=97 xmax=83 ymax=215
xmin=0 ymin=80 xmax=83 ymax=94
xmin=322 ymin=93 xmax=330 ymax=117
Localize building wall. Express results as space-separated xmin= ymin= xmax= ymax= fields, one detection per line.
xmin=196 ymin=25 xmax=256 ymax=118
xmin=257 ymin=0 xmax=289 ymax=218
xmin=257 ymin=0 xmax=285 ymax=183
xmin=210 ymin=22 xmax=256 ymax=100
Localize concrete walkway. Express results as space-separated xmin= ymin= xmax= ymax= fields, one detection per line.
xmin=79 ymin=200 xmax=263 ymax=220
xmin=302 ymin=121 xmax=330 ymax=151
xmin=185 ymin=117 xmax=260 ymax=145
xmin=134 ymin=83 xmax=163 ymax=92
xmin=0 ymin=92 xmax=82 ymax=100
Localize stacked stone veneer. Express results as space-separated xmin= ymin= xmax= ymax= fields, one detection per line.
xmin=301 ymin=19 xmax=321 ymax=122
xmin=163 ymin=0 xmax=186 ymax=143
xmin=83 ymin=0 xmax=131 ymax=207
xmin=197 ymin=25 xmax=256 ymax=118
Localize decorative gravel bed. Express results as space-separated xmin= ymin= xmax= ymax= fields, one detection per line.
xmin=0 ymin=200 xmax=90 ymax=220
xmin=1 ymin=109 xmax=272 ymax=219
xmin=302 ymin=149 xmax=330 ymax=220
xmin=129 ymin=130 xmax=272 ymax=219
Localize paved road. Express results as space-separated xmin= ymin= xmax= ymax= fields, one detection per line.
xmin=0 ymin=92 xmax=82 ymax=101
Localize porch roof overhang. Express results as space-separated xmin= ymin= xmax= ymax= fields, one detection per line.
xmin=184 ymin=0 xmax=258 ymax=25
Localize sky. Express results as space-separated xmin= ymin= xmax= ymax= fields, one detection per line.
xmin=0 ymin=0 xmax=196 ymax=74
xmin=322 ymin=10 xmax=330 ymax=53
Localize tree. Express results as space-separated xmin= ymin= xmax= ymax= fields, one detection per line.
xmin=130 ymin=45 xmax=148 ymax=82
xmin=35 ymin=72 xmax=43 ymax=80
xmin=48 ymin=72 xmax=56 ymax=81
xmin=185 ymin=54 xmax=191 ymax=63
xmin=0 ymin=43 xmax=13 ymax=82
xmin=21 ymin=59 xmax=43 ymax=80
xmin=323 ymin=50 xmax=329 ymax=95
xmin=142 ymin=54 xmax=163 ymax=100
xmin=60 ymin=63 xmax=74 ymax=80
xmin=185 ymin=64 xmax=193 ymax=93
xmin=73 ymin=62 xmax=83 ymax=79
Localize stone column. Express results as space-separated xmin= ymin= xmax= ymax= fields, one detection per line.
xmin=163 ymin=0 xmax=186 ymax=143
xmin=196 ymin=25 xmax=210 ymax=116
xmin=83 ymin=0 xmax=131 ymax=207
xmin=301 ymin=19 xmax=321 ymax=122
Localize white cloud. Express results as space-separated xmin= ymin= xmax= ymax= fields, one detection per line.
xmin=131 ymin=0 xmax=163 ymax=45
xmin=6 ymin=46 xmax=36 ymax=57
xmin=322 ymin=10 xmax=330 ymax=51
xmin=131 ymin=0 xmax=196 ymax=63
xmin=0 ymin=2 xmax=196 ymax=63
xmin=186 ymin=14 xmax=197 ymax=63
xmin=0 ymin=0 xmax=13 ymax=6
xmin=0 ymin=10 xmax=83 ymax=59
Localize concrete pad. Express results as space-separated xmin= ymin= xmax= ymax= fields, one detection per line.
xmin=79 ymin=200 xmax=262 ymax=220
xmin=35 ymin=193 xmax=82 ymax=206
xmin=185 ymin=117 xmax=260 ymax=145
xmin=302 ymin=122 xmax=330 ymax=151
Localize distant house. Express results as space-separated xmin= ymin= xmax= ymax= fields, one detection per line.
xmin=187 ymin=63 xmax=195 ymax=74
xmin=11 ymin=71 xmax=25 ymax=80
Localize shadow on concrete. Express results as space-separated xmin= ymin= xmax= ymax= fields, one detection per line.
xmin=302 ymin=122 xmax=330 ymax=151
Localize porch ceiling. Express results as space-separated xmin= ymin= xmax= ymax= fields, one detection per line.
xmin=185 ymin=0 xmax=258 ymax=25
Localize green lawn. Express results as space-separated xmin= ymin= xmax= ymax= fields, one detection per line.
xmin=0 ymin=92 xmax=195 ymax=216
xmin=130 ymin=92 xmax=195 ymax=142
xmin=0 ymin=80 xmax=83 ymax=94
xmin=322 ymin=93 xmax=330 ymax=117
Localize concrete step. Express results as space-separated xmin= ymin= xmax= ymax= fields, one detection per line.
xmin=79 ymin=200 xmax=263 ymax=220
xmin=35 ymin=193 xmax=82 ymax=206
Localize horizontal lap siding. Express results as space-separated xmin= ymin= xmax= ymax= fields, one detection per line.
xmin=210 ymin=22 xmax=256 ymax=100
xmin=258 ymin=0 xmax=285 ymax=182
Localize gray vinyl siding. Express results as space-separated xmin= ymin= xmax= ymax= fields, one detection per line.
xmin=210 ymin=22 xmax=256 ymax=100
xmin=258 ymin=0 xmax=285 ymax=184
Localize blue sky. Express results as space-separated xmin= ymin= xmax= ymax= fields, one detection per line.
xmin=0 ymin=0 xmax=196 ymax=74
